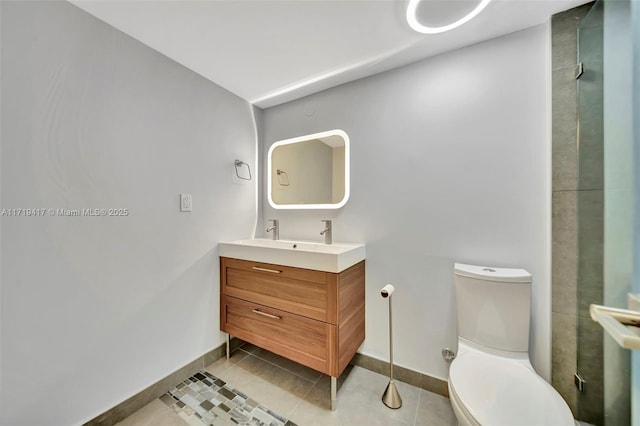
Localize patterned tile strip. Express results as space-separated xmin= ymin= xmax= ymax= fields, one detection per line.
xmin=162 ymin=370 xmax=297 ymax=426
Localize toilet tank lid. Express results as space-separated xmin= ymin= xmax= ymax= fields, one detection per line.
xmin=454 ymin=263 xmax=531 ymax=283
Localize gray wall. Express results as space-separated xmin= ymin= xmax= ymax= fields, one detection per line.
xmin=261 ymin=24 xmax=552 ymax=382
xmin=550 ymin=3 xmax=604 ymax=423
xmin=0 ymin=1 xmax=256 ymax=424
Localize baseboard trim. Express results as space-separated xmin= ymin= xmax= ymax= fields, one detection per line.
xmin=349 ymin=352 xmax=449 ymax=398
xmin=85 ymin=339 xmax=448 ymax=424
xmin=83 ymin=338 xmax=244 ymax=426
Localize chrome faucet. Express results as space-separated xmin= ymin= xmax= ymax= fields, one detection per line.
xmin=320 ymin=220 xmax=332 ymax=245
xmin=266 ymin=219 xmax=279 ymax=240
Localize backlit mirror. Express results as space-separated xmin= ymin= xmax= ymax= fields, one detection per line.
xmin=267 ymin=129 xmax=350 ymax=209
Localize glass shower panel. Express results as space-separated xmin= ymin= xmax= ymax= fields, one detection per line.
xmin=601 ymin=1 xmax=634 ymax=424
xmin=577 ymin=1 xmax=633 ymax=424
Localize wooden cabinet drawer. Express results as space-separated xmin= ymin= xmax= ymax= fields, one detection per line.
xmin=220 ymin=258 xmax=365 ymax=378
xmin=221 ymin=295 xmax=337 ymax=376
xmin=221 ymin=257 xmax=337 ymax=324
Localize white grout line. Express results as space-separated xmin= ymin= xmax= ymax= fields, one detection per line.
xmin=289 ymin=367 xmax=325 ymax=418
xmin=412 ymin=387 xmax=422 ymax=426
xmin=246 ymin=351 xmax=321 ymax=384
xmin=235 ymin=350 xmax=325 ymax=419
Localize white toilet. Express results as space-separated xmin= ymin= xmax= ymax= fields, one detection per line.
xmin=449 ymin=263 xmax=574 ymax=426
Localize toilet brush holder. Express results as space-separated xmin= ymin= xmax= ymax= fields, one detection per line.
xmin=381 ymin=284 xmax=402 ymax=409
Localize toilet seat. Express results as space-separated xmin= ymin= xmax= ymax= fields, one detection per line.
xmin=449 ymin=351 xmax=574 ymax=426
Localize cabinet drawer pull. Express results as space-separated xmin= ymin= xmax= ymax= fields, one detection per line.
xmin=252 ymin=309 xmax=281 ymax=320
xmin=251 ymin=266 xmax=282 ymax=274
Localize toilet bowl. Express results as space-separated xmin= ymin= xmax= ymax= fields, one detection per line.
xmin=450 ymin=263 xmax=574 ymax=426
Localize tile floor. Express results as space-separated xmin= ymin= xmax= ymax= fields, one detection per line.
xmin=116 ymin=344 xmax=456 ymax=426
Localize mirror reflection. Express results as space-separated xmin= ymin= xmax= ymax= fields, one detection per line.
xmin=267 ymin=129 xmax=350 ymax=209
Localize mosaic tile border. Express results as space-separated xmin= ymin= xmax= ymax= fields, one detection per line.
xmin=162 ymin=370 xmax=297 ymax=426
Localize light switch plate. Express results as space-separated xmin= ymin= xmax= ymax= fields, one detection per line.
xmin=180 ymin=194 xmax=192 ymax=212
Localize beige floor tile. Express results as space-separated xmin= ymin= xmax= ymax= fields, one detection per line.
xmin=303 ymin=365 xmax=420 ymax=425
xmin=287 ymin=399 xmax=343 ymax=426
xmin=204 ymin=346 xmax=250 ymax=376
xmin=238 ymin=342 xmax=260 ymax=353
xmin=414 ymin=389 xmax=456 ymax=425
xmin=208 ymin=353 xmax=315 ymax=417
xmin=209 ymin=356 xmax=261 ymax=388
xmin=239 ymin=374 xmax=307 ymax=417
xmin=289 ymin=398 xmax=412 ymax=426
xmin=114 ymin=399 xmax=187 ymax=426
xmin=236 ymin=353 xmax=316 ymax=389
xmin=251 ymin=347 xmax=323 ymax=382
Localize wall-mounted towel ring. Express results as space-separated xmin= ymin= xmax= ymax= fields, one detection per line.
xmin=234 ymin=160 xmax=252 ymax=181
xmin=276 ymin=169 xmax=290 ymax=186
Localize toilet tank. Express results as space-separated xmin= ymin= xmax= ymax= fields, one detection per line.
xmin=454 ymin=263 xmax=532 ymax=352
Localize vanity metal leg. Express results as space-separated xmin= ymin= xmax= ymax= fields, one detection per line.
xmin=330 ymin=376 xmax=337 ymax=411
xmin=226 ymin=333 xmax=231 ymax=360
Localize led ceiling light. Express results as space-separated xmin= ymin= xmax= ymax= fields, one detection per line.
xmin=406 ymin=0 xmax=492 ymax=34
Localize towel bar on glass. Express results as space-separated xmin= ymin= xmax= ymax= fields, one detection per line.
xmin=590 ymin=295 xmax=640 ymax=351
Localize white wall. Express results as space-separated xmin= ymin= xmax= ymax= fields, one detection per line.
xmin=0 ymin=2 xmax=256 ymax=425
xmin=261 ymin=24 xmax=552 ymax=381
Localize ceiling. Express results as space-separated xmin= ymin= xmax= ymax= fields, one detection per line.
xmin=70 ymin=0 xmax=590 ymax=108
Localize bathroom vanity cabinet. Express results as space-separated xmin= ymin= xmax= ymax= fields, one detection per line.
xmin=219 ymin=256 xmax=365 ymax=407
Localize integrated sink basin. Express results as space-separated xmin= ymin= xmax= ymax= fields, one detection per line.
xmin=219 ymin=239 xmax=365 ymax=273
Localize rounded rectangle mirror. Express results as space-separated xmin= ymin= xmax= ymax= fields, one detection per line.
xmin=267 ymin=129 xmax=350 ymax=209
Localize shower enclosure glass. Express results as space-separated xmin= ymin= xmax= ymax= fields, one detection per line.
xmin=576 ymin=1 xmax=635 ymax=424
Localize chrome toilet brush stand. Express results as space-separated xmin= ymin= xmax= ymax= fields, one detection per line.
xmin=381 ymin=284 xmax=402 ymax=409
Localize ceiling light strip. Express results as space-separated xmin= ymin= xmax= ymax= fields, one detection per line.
xmin=406 ymin=0 xmax=492 ymax=34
